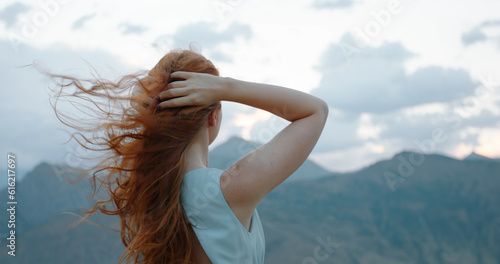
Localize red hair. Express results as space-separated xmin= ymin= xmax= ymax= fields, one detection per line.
xmin=48 ymin=49 xmax=221 ymax=263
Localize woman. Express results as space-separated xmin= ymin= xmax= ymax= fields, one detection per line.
xmin=49 ymin=49 xmax=328 ymax=263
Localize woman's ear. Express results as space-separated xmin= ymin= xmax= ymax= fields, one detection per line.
xmin=208 ymin=105 xmax=222 ymax=127
xmin=208 ymin=109 xmax=217 ymax=126
xmin=208 ymin=104 xmax=221 ymax=126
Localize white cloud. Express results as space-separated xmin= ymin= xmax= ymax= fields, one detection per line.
xmin=154 ymin=21 xmax=252 ymax=62
xmin=357 ymin=113 xmax=383 ymax=140
xmin=311 ymin=36 xmax=478 ymax=114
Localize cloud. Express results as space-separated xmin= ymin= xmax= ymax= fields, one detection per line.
xmin=0 ymin=38 xmax=135 ymax=172
xmin=308 ymin=104 xmax=500 ymax=172
xmin=120 ymin=23 xmax=147 ymax=35
xmin=462 ymin=20 xmax=500 ymax=46
xmin=299 ymin=33 xmax=496 ymax=157
xmin=72 ymin=14 xmax=96 ymax=30
xmin=0 ymin=2 xmax=30 ymax=28
xmin=372 ymin=107 xmax=500 ymax=155
xmin=247 ymin=33 xmax=499 ymax=172
xmin=310 ymin=33 xmax=478 ymax=114
xmin=311 ymin=0 xmax=355 ymax=9
xmin=157 ymin=21 xmax=253 ymax=50
xmin=247 ymin=106 xmax=367 ymax=152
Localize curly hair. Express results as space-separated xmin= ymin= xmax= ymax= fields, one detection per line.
xmin=47 ymin=49 xmax=221 ymax=263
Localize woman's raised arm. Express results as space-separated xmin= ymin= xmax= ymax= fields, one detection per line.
xmin=157 ymin=71 xmax=328 ymax=220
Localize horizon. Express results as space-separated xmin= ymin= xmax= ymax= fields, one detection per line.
xmin=2 ymin=135 xmax=498 ymax=189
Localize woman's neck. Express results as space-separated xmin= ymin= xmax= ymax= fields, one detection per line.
xmin=183 ymin=128 xmax=210 ymax=172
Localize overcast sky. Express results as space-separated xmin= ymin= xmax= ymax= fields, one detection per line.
xmin=1 ymin=0 xmax=499 ymax=176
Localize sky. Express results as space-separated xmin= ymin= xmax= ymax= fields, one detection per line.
xmin=1 ymin=0 xmax=500 ymax=177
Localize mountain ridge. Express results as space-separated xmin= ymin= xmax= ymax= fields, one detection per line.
xmin=0 ymin=136 xmax=499 ymax=263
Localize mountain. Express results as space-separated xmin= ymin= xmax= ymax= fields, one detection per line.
xmin=209 ymin=136 xmax=334 ymax=181
xmin=0 ymin=162 xmax=95 ymax=234
xmin=0 ymin=168 xmax=29 ymax=191
xmin=261 ymin=151 xmax=500 ymax=263
xmin=464 ymin=151 xmax=500 ymax=162
xmin=0 ymin=140 xmax=499 ymax=264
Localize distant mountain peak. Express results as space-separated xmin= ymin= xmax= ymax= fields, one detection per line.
xmin=393 ymin=150 xmax=419 ymax=157
xmin=216 ymin=135 xmax=262 ymax=150
xmin=391 ymin=150 xmax=461 ymax=161
xmin=225 ymin=135 xmax=260 ymax=145
xmin=226 ymin=135 xmax=248 ymax=144
xmin=464 ymin=151 xmax=492 ymax=161
xmin=33 ymin=161 xmax=54 ymax=170
xmin=391 ymin=150 xmax=433 ymax=161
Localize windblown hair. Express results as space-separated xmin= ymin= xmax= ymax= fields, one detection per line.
xmin=48 ymin=49 xmax=221 ymax=263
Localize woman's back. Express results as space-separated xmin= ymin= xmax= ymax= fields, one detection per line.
xmin=180 ymin=167 xmax=265 ymax=263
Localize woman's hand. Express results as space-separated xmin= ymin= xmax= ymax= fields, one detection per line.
xmin=156 ymin=71 xmax=226 ymax=115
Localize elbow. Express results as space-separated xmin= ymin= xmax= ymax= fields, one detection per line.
xmin=318 ymin=99 xmax=329 ymax=121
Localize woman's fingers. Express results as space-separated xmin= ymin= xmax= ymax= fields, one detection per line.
xmin=157 ymin=96 xmax=190 ymax=109
xmin=170 ymin=71 xmax=193 ymax=80
xmin=158 ymin=88 xmax=186 ymax=100
xmin=167 ymin=80 xmax=186 ymax=89
xmin=155 ymin=71 xmax=210 ymax=110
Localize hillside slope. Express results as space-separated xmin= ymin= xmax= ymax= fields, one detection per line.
xmin=1 ymin=147 xmax=499 ymax=263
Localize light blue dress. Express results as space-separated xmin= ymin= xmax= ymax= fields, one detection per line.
xmin=180 ymin=167 xmax=266 ymax=264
